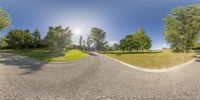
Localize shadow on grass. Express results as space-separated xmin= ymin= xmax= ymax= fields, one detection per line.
xmin=0 ymin=53 xmax=48 ymax=75
xmin=0 ymin=49 xmax=66 ymax=61
xmin=0 ymin=49 xmax=68 ymax=74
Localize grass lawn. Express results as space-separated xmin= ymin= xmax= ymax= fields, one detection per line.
xmin=0 ymin=49 xmax=88 ymax=62
xmin=104 ymin=50 xmax=196 ymax=69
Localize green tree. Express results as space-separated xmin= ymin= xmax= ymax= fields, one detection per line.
xmin=59 ymin=27 xmax=73 ymax=49
xmin=89 ymin=27 xmax=107 ymax=51
xmin=194 ymin=41 xmax=200 ymax=49
xmin=44 ymin=26 xmax=72 ymax=49
xmin=124 ymin=35 xmax=134 ymax=52
xmin=104 ymin=44 xmax=112 ymax=51
xmin=79 ymin=35 xmax=83 ymax=50
xmin=164 ymin=4 xmax=200 ymax=53
xmin=86 ymin=36 xmax=91 ymax=51
xmin=0 ymin=37 xmax=8 ymax=49
xmin=112 ymin=43 xmax=119 ymax=51
xmin=133 ymin=28 xmax=152 ymax=52
xmin=82 ymin=39 xmax=86 ymax=51
xmin=32 ymin=28 xmax=41 ymax=48
xmin=6 ymin=29 xmax=33 ymax=49
xmin=0 ymin=8 xmax=11 ymax=31
xmin=119 ymin=39 xmax=126 ymax=53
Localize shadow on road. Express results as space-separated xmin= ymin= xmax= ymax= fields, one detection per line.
xmin=195 ymin=55 xmax=200 ymax=62
xmin=194 ymin=50 xmax=200 ymax=62
xmin=87 ymin=52 xmax=97 ymax=56
xmin=0 ymin=53 xmax=47 ymax=75
xmin=196 ymin=56 xmax=200 ymax=62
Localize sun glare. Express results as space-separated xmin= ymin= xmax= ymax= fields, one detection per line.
xmin=74 ymin=29 xmax=81 ymax=35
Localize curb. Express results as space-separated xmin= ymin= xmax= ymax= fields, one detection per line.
xmin=98 ymin=53 xmax=197 ymax=73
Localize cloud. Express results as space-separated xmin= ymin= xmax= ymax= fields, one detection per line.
xmin=162 ymin=43 xmax=169 ymax=48
xmin=108 ymin=40 xmax=119 ymax=46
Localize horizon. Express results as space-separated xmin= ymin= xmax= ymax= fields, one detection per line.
xmin=0 ymin=0 xmax=200 ymax=49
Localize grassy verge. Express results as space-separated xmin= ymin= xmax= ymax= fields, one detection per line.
xmin=103 ymin=50 xmax=196 ymax=69
xmin=0 ymin=49 xmax=88 ymax=62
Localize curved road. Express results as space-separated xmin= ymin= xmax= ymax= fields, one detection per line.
xmin=0 ymin=53 xmax=200 ymax=100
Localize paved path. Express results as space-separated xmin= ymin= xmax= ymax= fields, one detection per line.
xmin=0 ymin=53 xmax=200 ymax=100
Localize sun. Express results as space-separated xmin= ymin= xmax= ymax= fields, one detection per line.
xmin=74 ymin=29 xmax=81 ymax=35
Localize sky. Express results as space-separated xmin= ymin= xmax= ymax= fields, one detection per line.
xmin=0 ymin=0 xmax=200 ymax=49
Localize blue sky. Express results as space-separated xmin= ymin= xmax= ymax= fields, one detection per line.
xmin=0 ymin=0 xmax=200 ymax=49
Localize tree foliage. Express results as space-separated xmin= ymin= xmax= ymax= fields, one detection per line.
xmin=6 ymin=29 xmax=33 ymax=49
xmin=133 ymin=28 xmax=152 ymax=52
xmin=82 ymin=39 xmax=86 ymax=50
xmin=89 ymin=27 xmax=107 ymax=51
xmin=112 ymin=43 xmax=119 ymax=51
xmin=119 ymin=28 xmax=152 ymax=53
xmin=0 ymin=37 xmax=8 ymax=49
xmin=164 ymin=4 xmax=200 ymax=52
xmin=124 ymin=35 xmax=134 ymax=52
xmin=119 ymin=39 xmax=126 ymax=53
xmin=86 ymin=36 xmax=91 ymax=51
xmin=32 ymin=28 xmax=41 ymax=48
xmin=0 ymin=8 xmax=11 ymax=30
xmin=79 ymin=35 xmax=83 ymax=50
xmin=44 ymin=26 xmax=73 ymax=49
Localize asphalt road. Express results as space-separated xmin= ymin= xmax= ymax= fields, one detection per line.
xmin=0 ymin=53 xmax=200 ymax=100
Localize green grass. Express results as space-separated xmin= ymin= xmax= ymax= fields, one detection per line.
xmin=0 ymin=49 xmax=88 ymax=62
xmin=104 ymin=50 xmax=196 ymax=69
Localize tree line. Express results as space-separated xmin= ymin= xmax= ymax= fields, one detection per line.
xmin=78 ymin=27 xmax=107 ymax=51
xmin=0 ymin=26 xmax=72 ymax=49
xmin=1 ymin=4 xmax=200 ymax=53
xmin=0 ymin=26 xmax=108 ymax=51
xmin=118 ymin=28 xmax=152 ymax=53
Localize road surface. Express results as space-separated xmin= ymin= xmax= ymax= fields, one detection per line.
xmin=0 ymin=53 xmax=200 ymax=100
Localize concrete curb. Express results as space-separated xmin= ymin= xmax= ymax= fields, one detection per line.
xmin=98 ymin=53 xmax=197 ymax=73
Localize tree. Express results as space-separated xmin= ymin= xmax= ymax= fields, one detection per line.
xmin=164 ymin=4 xmax=200 ymax=53
xmin=79 ymin=35 xmax=83 ymax=50
xmin=32 ymin=28 xmax=41 ymax=48
xmin=6 ymin=29 xmax=33 ymax=49
xmin=86 ymin=36 xmax=91 ymax=51
xmin=119 ymin=39 xmax=126 ymax=53
xmin=44 ymin=26 xmax=72 ymax=49
xmin=82 ymin=39 xmax=86 ymax=51
xmin=89 ymin=27 xmax=107 ymax=51
xmin=194 ymin=41 xmax=200 ymax=49
xmin=112 ymin=43 xmax=119 ymax=51
xmin=0 ymin=8 xmax=11 ymax=31
xmin=124 ymin=35 xmax=134 ymax=52
xmin=59 ymin=27 xmax=73 ymax=49
xmin=133 ymin=28 xmax=152 ymax=52
xmin=0 ymin=37 xmax=8 ymax=49
xmin=104 ymin=44 xmax=112 ymax=51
